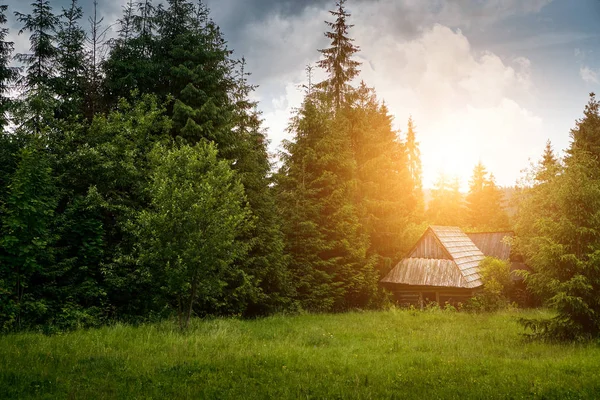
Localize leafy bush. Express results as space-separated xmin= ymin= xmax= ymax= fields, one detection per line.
xmin=465 ymin=257 xmax=514 ymax=312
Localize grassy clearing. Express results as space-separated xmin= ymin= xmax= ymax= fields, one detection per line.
xmin=1 ymin=309 xmax=599 ymax=399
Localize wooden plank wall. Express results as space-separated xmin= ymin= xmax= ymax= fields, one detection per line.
xmin=390 ymin=285 xmax=475 ymax=308
xmin=409 ymin=231 xmax=450 ymax=259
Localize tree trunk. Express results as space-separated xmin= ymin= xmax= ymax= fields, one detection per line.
xmin=184 ymin=277 xmax=199 ymax=329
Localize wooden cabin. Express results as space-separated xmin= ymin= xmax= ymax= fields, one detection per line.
xmin=467 ymin=231 xmax=512 ymax=260
xmin=380 ymin=226 xmax=484 ymax=308
xmin=467 ymin=231 xmax=529 ymax=276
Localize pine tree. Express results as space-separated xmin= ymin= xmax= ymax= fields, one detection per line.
xmin=0 ymin=5 xmax=17 ymax=128
xmin=55 ymin=0 xmax=85 ymax=120
xmin=117 ymin=0 xmax=135 ymax=41
xmin=426 ymin=173 xmax=465 ymax=226
xmin=349 ymin=83 xmax=417 ymax=268
xmin=536 ymin=140 xmax=560 ymax=184
xmin=317 ymin=0 xmax=360 ymax=110
xmin=278 ymin=98 xmax=376 ymax=311
xmin=518 ymin=93 xmax=600 ymax=340
xmin=466 ymin=162 xmax=509 ymax=230
xmin=14 ymin=0 xmax=59 ymax=133
xmin=83 ymin=0 xmax=108 ymax=119
xmin=406 ymin=116 xmax=423 ymax=213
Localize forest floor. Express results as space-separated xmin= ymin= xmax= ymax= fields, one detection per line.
xmin=1 ymin=308 xmax=599 ymax=399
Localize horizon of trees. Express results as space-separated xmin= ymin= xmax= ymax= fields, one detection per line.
xmin=0 ymin=0 xmax=597 ymax=341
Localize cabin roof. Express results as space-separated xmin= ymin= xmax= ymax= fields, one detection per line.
xmin=428 ymin=226 xmax=484 ymax=287
xmin=467 ymin=231 xmax=513 ymax=260
xmin=380 ymin=258 xmax=467 ymax=288
xmin=381 ymin=226 xmax=485 ymax=289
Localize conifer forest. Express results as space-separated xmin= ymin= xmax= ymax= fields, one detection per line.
xmin=0 ymin=0 xmax=599 ymax=348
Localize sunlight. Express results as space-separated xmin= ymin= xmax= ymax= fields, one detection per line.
xmin=420 ymin=123 xmax=483 ymax=191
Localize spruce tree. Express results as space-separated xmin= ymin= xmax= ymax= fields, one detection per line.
xmin=103 ymin=0 xmax=292 ymax=316
xmin=117 ymin=0 xmax=135 ymax=41
xmin=406 ymin=116 xmax=424 ymax=214
xmin=14 ymin=0 xmax=59 ymax=133
xmin=466 ymin=162 xmax=509 ymax=230
xmin=0 ymin=5 xmax=17 ymax=128
xmin=279 ymin=97 xmax=376 ymax=311
xmin=83 ymin=0 xmax=108 ymax=119
xmin=349 ymin=83 xmax=417 ymax=268
xmin=518 ymin=93 xmax=600 ymax=340
xmin=426 ymin=174 xmax=465 ymax=226
xmin=214 ymin=57 xmax=292 ymax=316
xmin=536 ymin=140 xmax=560 ymax=184
xmin=55 ymin=0 xmax=85 ymax=120
xmin=317 ymin=0 xmax=360 ymax=110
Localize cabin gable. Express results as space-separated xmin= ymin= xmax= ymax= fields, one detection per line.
xmin=408 ymin=229 xmax=452 ymax=260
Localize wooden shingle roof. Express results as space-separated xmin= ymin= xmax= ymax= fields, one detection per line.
xmin=380 ymin=258 xmax=467 ymax=288
xmin=381 ymin=226 xmax=484 ymax=289
xmin=429 ymin=226 xmax=484 ymax=288
xmin=467 ymin=231 xmax=513 ymax=260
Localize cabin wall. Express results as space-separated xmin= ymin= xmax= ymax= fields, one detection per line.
xmin=409 ymin=231 xmax=451 ymax=259
xmin=385 ymin=284 xmax=476 ymax=308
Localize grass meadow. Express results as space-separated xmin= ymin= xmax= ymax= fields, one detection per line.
xmin=1 ymin=309 xmax=599 ymax=399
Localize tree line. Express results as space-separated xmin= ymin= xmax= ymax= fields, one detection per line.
xmin=0 ymin=0 xmax=597 ymax=340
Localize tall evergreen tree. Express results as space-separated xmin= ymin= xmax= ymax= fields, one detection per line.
xmin=117 ymin=0 xmax=135 ymax=41
xmin=55 ymin=0 xmax=85 ymax=120
xmin=349 ymin=83 xmax=417 ymax=269
xmin=536 ymin=140 xmax=560 ymax=184
xmin=426 ymin=173 xmax=465 ymax=226
xmin=14 ymin=0 xmax=59 ymax=133
xmin=0 ymin=5 xmax=17 ymax=128
xmin=279 ymin=97 xmax=377 ymax=311
xmin=405 ymin=116 xmax=423 ymax=213
xmin=517 ymin=94 xmax=600 ymax=340
xmin=134 ymin=0 xmax=155 ymax=56
xmin=465 ymin=162 xmax=509 ymax=230
xmin=83 ymin=0 xmax=108 ymax=119
xmin=317 ymin=0 xmax=360 ymax=110
xmin=102 ymin=0 xmax=292 ymax=316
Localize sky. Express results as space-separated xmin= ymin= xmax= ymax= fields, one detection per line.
xmin=5 ymin=0 xmax=600 ymax=189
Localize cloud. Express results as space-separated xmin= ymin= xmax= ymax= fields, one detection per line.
xmin=355 ymin=24 xmax=543 ymax=188
xmin=580 ymin=66 xmax=599 ymax=84
xmin=3 ymin=0 xmax=551 ymax=188
xmin=258 ymin=17 xmax=545 ymax=188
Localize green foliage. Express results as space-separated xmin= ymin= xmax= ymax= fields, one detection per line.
xmin=349 ymin=84 xmax=420 ymax=266
xmin=316 ymin=0 xmax=360 ymax=110
xmin=135 ymin=141 xmax=252 ymax=328
xmin=279 ymin=98 xmax=378 ymax=312
xmin=2 ymin=310 xmax=600 ymax=399
xmin=465 ymin=257 xmax=513 ymax=312
xmin=465 ymin=162 xmax=510 ymax=231
xmin=405 ymin=116 xmax=424 ymax=216
xmin=426 ymin=173 xmax=465 ymax=226
xmin=0 ymin=5 xmax=18 ymax=128
xmin=516 ymin=94 xmax=600 ymax=341
xmin=0 ymin=142 xmax=57 ymax=330
xmin=103 ymin=0 xmax=291 ymax=318
xmin=54 ymin=0 xmax=86 ymax=120
xmin=14 ymin=0 xmax=60 ymax=133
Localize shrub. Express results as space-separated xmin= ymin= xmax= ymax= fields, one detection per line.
xmin=465 ymin=257 xmax=514 ymax=312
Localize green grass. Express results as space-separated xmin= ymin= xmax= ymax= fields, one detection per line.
xmin=1 ymin=309 xmax=599 ymax=399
